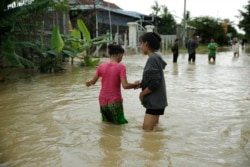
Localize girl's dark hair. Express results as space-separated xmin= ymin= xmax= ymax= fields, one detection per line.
xmin=108 ymin=44 xmax=124 ymax=56
xmin=139 ymin=32 xmax=161 ymax=51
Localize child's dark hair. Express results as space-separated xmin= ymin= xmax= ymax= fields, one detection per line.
xmin=108 ymin=44 xmax=124 ymax=56
xmin=139 ymin=32 xmax=161 ymax=51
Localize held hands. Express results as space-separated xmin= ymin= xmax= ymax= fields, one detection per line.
xmin=134 ymin=80 xmax=141 ymax=89
xmin=139 ymin=87 xmax=151 ymax=103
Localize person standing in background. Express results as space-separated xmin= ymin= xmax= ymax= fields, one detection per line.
xmin=208 ymin=38 xmax=218 ymax=62
xmin=186 ymin=34 xmax=199 ymax=63
xmin=171 ymin=38 xmax=180 ymax=63
xmin=232 ymin=40 xmax=240 ymax=56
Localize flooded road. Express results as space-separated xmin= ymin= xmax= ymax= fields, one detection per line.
xmin=0 ymin=49 xmax=250 ymax=167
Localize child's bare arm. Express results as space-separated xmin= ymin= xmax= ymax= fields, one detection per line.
xmin=121 ymin=78 xmax=140 ymax=89
xmin=86 ymin=74 xmax=99 ymax=87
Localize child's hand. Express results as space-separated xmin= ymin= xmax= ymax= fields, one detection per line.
xmin=134 ymin=80 xmax=141 ymax=89
xmin=85 ymin=80 xmax=92 ymax=87
xmin=139 ymin=92 xmax=144 ymax=102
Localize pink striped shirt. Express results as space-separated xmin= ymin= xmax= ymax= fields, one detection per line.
xmin=96 ymin=62 xmax=127 ymax=106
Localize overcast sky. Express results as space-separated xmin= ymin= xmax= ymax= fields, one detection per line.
xmin=108 ymin=0 xmax=248 ymax=32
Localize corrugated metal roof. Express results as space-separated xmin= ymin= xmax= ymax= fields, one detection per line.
xmin=70 ymin=0 xmax=123 ymax=10
xmin=71 ymin=4 xmax=145 ymax=19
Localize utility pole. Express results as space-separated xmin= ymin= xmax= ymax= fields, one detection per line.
xmin=108 ymin=1 xmax=112 ymax=41
xmin=182 ymin=0 xmax=187 ymax=46
xmin=94 ymin=0 xmax=99 ymax=57
xmin=93 ymin=0 xmax=98 ymax=38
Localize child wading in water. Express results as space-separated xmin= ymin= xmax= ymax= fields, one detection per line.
xmin=232 ymin=40 xmax=240 ymax=56
xmin=86 ymin=44 xmax=139 ymax=124
xmin=171 ymin=38 xmax=180 ymax=63
xmin=139 ymin=32 xmax=168 ymax=131
xmin=208 ymin=38 xmax=218 ymax=62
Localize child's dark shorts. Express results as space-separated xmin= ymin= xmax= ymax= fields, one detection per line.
xmin=146 ymin=108 xmax=165 ymax=115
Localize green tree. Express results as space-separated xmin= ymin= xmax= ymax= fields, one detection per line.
xmin=239 ymin=1 xmax=250 ymax=38
xmin=157 ymin=5 xmax=176 ymax=34
xmin=188 ymin=16 xmax=228 ymax=45
xmin=150 ymin=0 xmax=161 ymax=16
xmin=150 ymin=2 xmax=176 ymax=34
xmin=224 ymin=19 xmax=238 ymax=38
xmin=150 ymin=0 xmax=161 ymax=32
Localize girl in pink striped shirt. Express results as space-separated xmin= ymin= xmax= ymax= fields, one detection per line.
xmin=86 ymin=44 xmax=140 ymax=124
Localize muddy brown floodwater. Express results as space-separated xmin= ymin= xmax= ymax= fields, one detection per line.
xmin=0 ymin=48 xmax=250 ymax=167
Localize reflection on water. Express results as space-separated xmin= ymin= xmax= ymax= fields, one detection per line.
xmin=98 ymin=124 xmax=124 ymax=166
xmin=232 ymin=55 xmax=240 ymax=62
xmin=172 ymin=63 xmax=179 ymax=76
xmin=0 ymin=50 xmax=250 ymax=167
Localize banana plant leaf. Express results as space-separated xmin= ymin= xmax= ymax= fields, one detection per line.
xmin=47 ymin=50 xmax=60 ymax=57
xmin=51 ymin=25 xmax=64 ymax=52
xmin=77 ymin=19 xmax=91 ymax=43
xmin=14 ymin=41 xmax=37 ymax=48
xmin=70 ymin=29 xmax=82 ymax=49
xmin=2 ymin=35 xmax=35 ymax=68
xmin=62 ymin=49 xmax=77 ymax=58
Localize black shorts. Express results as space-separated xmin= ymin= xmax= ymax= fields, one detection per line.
xmin=146 ymin=108 xmax=165 ymax=115
xmin=208 ymin=54 xmax=216 ymax=58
